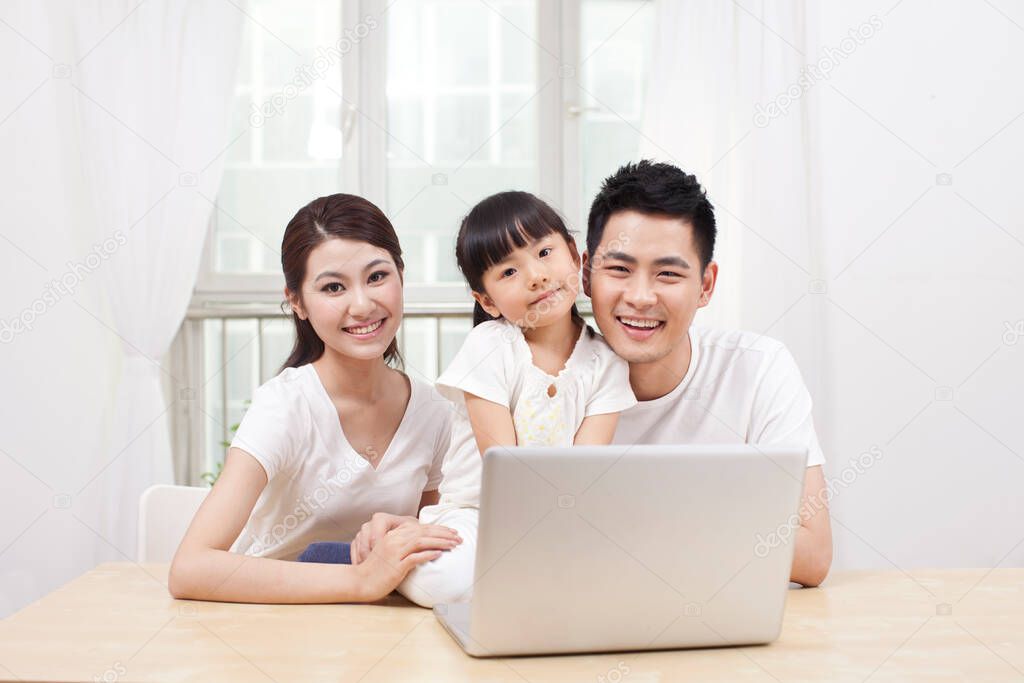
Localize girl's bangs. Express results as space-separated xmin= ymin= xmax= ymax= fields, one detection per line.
xmin=464 ymin=211 xmax=557 ymax=273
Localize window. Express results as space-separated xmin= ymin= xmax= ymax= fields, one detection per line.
xmin=577 ymin=0 xmax=654 ymax=231
xmin=385 ymin=0 xmax=540 ymax=285
xmin=196 ymin=0 xmax=653 ymax=295
xmin=212 ymin=0 xmax=345 ymax=277
xmin=179 ymin=0 xmax=654 ymax=482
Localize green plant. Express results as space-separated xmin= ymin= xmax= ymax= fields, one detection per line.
xmin=200 ymin=461 xmax=223 ymax=487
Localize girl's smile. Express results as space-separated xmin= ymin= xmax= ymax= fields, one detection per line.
xmin=530 ymin=287 xmax=563 ymax=306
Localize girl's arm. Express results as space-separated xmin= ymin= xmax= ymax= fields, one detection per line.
xmin=168 ymin=447 xmax=455 ymax=603
xmin=464 ymin=391 xmax=517 ymax=456
xmin=573 ymin=412 xmax=621 ymax=445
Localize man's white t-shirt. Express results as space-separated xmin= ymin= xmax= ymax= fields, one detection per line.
xmin=426 ymin=319 xmax=637 ymax=513
xmin=614 ymin=326 xmax=826 ymax=467
xmin=229 ymin=364 xmax=452 ymax=560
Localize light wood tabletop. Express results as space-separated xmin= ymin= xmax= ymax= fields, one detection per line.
xmin=0 ymin=563 xmax=1021 ymax=682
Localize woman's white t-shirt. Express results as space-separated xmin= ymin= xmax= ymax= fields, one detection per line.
xmin=425 ymin=319 xmax=637 ymax=514
xmin=229 ymin=364 xmax=452 ymax=560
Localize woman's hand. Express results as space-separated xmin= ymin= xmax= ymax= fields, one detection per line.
xmin=351 ymin=512 xmax=416 ymax=564
xmin=351 ymin=512 xmax=461 ymax=564
xmin=354 ymin=521 xmax=461 ymax=601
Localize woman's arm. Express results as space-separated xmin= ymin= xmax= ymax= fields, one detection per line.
xmin=573 ymin=412 xmax=621 ymax=445
xmin=464 ymin=391 xmax=517 ymax=456
xmin=168 ymin=447 xmax=455 ymax=603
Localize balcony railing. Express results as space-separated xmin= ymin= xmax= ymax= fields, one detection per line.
xmin=170 ymin=299 xmax=593 ymax=484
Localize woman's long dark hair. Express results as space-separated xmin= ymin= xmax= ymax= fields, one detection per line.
xmin=456 ymin=191 xmax=585 ymax=328
xmin=279 ymin=194 xmax=404 ymax=371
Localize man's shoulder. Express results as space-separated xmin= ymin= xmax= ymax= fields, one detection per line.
xmin=691 ymin=327 xmax=806 ymax=398
xmin=693 ymin=326 xmax=787 ymax=361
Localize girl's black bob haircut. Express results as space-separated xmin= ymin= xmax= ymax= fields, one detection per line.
xmin=455 ymin=190 xmax=586 ymax=328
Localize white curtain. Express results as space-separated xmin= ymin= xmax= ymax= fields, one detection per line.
xmin=640 ymin=0 xmax=822 ymax=378
xmin=0 ymin=2 xmax=242 ymax=615
xmin=70 ymin=2 xmax=243 ymax=559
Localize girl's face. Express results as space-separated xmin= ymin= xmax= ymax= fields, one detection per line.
xmin=287 ymin=237 xmax=404 ymax=362
xmin=473 ymin=232 xmax=581 ymax=329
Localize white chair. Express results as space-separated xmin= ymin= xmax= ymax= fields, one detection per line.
xmin=137 ymin=484 xmax=209 ymax=563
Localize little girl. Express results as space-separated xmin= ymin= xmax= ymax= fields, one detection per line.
xmin=397 ymin=191 xmax=637 ymax=607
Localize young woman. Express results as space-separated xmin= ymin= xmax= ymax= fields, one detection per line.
xmin=168 ymin=194 xmax=461 ymax=603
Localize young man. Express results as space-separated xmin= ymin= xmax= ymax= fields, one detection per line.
xmin=582 ymin=160 xmax=833 ymax=586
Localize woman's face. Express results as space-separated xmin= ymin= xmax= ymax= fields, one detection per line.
xmin=288 ymin=237 xmax=404 ymax=362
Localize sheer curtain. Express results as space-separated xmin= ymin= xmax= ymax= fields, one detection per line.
xmin=639 ymin=0 xmax=823 ymax=375
xmin=0 ymin=1 xmax=242 ymax=616
xmin=70 ymin=1 xmax=243 ymax=559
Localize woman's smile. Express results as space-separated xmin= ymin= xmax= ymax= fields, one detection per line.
xmin=343 ymin=317 xmax=387 ymax=339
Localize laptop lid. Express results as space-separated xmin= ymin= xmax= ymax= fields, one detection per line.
xmin=464 ymin=444 xmax=808 ymax=656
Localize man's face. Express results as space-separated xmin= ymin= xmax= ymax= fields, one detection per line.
xmin=583 ymin=210 xmax=717 ymax=365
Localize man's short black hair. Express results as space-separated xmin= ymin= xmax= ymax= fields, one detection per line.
xmin=587 ymin=160 xmax=716 ymax=271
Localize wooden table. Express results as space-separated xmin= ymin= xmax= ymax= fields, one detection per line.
xmin=0 ymin=563 xmax=1021 ymax=682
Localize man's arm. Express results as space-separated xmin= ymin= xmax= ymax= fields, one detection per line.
xmin=789 ymin=465 xmax=832 ymax=586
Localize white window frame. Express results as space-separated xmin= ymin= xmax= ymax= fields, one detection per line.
xmin=190 ymin=0 xmax=614 ymax=310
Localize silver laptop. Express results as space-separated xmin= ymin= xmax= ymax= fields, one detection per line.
xmin=433 ymin=444 xmax=808 ymax=657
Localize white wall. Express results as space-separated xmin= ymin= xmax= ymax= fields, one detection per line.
xmin=807 ymin=0 xmax=1024 ymax=571
xmin=644 ymin=0 xmax=1023 ymax=572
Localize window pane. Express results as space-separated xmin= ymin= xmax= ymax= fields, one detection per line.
xmin=260 ymin=317 xmax=295 ymax=381
xmin=439 ymin=317 xmax=473 ymax=373
xmin=386 ymin=0 xmax=539 ymax=285
xmin=399 ymin=317 xmax=440 ymax=380
xmin=579 ymin=0 xmax=655 ymax=228
xmin=214 ymin=0 xmax=344 ymax=275
xmin=225 ymin=318 xmax=260 ymax=433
